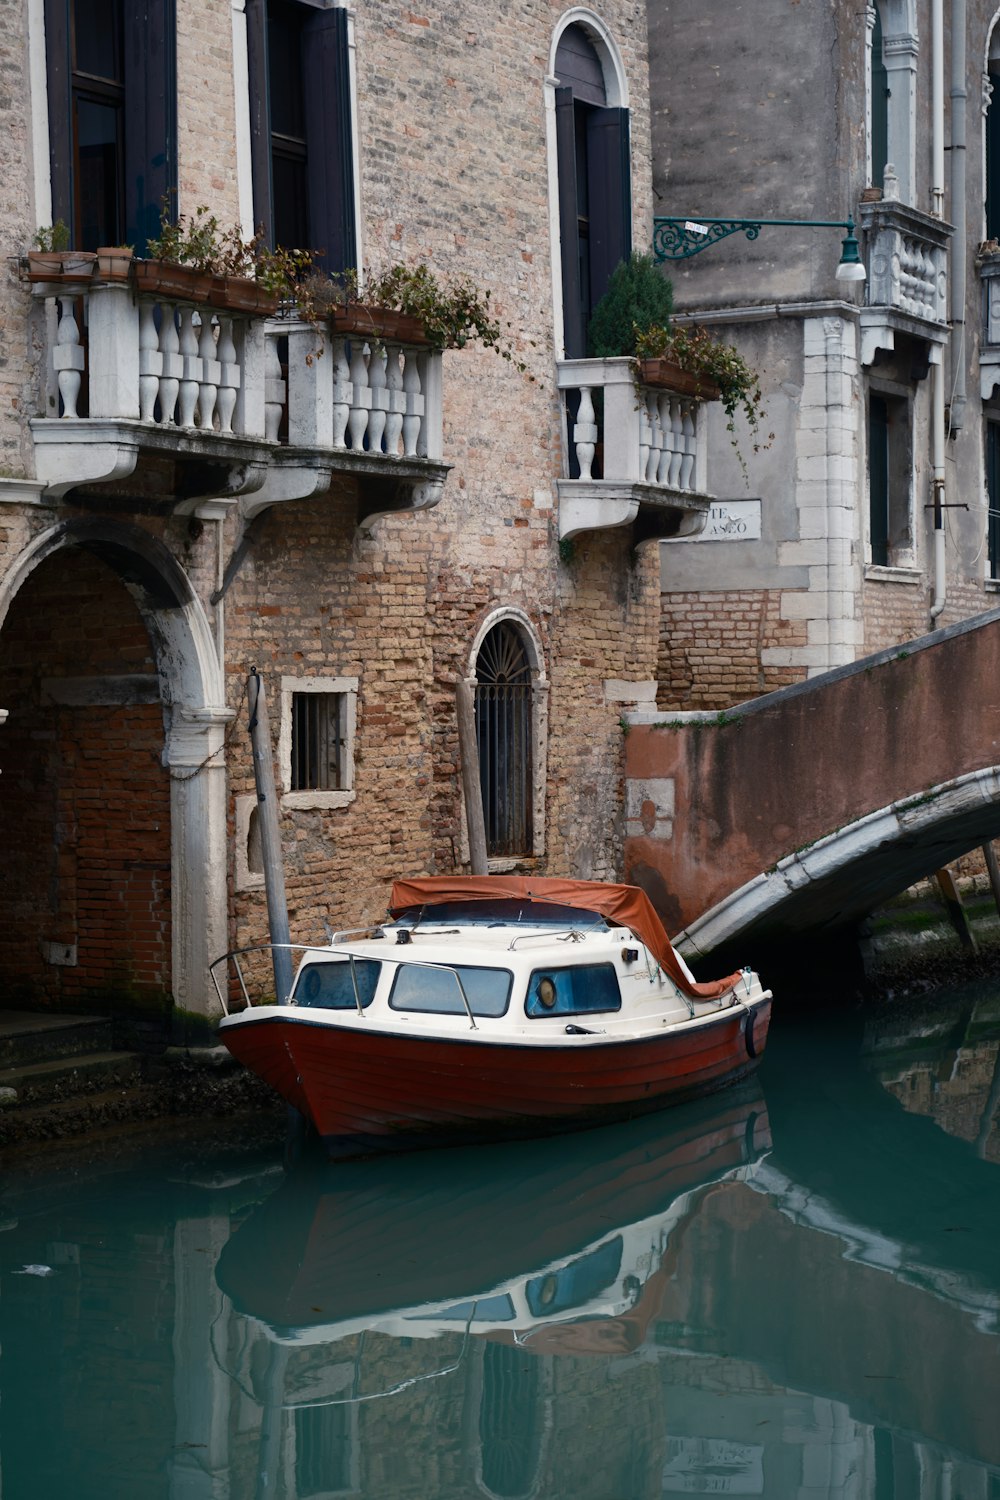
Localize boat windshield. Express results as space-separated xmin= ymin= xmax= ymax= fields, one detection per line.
xmin=394 ymin=899 xmax=608 ymax=929
xmin=389 ymin=962 xmax=513 ymax=1017
xmin=293 ymin=958 xmax=381 ymax=1009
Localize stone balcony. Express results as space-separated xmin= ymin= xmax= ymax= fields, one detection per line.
xmin=28 ymin=280 xmax=448 ymax=524
xmin=556 ymin=357 xmax=711 ymax=544
xmin=857 ymin=190 xmax=952 ymax=368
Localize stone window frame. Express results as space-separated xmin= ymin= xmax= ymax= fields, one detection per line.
xmin=865 ymin=1 xmax=918 ymax=205
xmin=464 ymin=609 xmax=548 ymax=870
xmin=544 ymin=8 xmax=632 ymax=361
xmin=865 ymin=379 xmax=916 ymax=572
xmin=278 ymin=674 xmax=358 ymax=811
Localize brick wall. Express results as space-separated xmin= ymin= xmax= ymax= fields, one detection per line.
xmin=657 ymin=590 xmax=808 ymax=710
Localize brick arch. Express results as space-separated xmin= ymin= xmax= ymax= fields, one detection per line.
xmin=0 ymin=522 xmax=228 ymax=1021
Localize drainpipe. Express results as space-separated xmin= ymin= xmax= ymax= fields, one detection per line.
xmin=930 ymin=0 xmax=948 ymax=623
xmin=949 ymin=0 xmax=968 ymax=435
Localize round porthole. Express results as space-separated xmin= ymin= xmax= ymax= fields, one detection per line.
xmin=538 ymin=976 xmax=556 ymax=1008
xmin=302 ymin=969 xmax=322 ymax=1002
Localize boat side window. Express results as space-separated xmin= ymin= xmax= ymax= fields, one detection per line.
xmin=389 ymin=963 xmax=512 ymax=1017
xmin=294 ymin=959 xmax=381 ymax=1009
xmin=525 ymin=964 xmax=621 ymax=1017
xmin=526 ymin=1236 xmax=623 ymax=1317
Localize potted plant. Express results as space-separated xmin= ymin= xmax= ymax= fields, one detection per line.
xmin=26 ymin=222 xmax=97 ymax=284
xmin=297 ymin=261 xmax=529 ymax=367
xmin=95 ymin=245 xmax=135 ymax=282
xmin=136 ymin=203 xmax=311 ymax=310
xmin=634 ymin=321 xmax=770 ymax=473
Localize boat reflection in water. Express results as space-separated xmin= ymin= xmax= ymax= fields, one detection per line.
xmin=217 ymin=1086 xmax=770 ymax=1374
xmin=211 ymin=1002 xmax=1000 ymax=1500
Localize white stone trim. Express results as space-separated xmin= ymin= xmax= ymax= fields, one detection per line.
xmin=278 ymin=674 xmax=358 ymax=810
xmin=27 ymin=0 xmax=52 ymax=231
xmin=544 ymin=9 xmax=631 ymax=361
xmin=231 ymin=0 xmax=256 ymax=239
xmin=234 ymin=792 xmax=265 ymax=892
xmin=0 ymin=522 xmax=228 ymax=1017
xmin=877 ymin=0 xmax=919 ymax=204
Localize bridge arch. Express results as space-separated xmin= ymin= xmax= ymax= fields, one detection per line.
xmin=624 ymin=608 xmax=1000 ymax=961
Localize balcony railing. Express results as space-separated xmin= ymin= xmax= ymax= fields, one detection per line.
xmin=555 ymin=357 xmax=710 ymax=543
xmin=29 ymin=280 xmax=447 ymax=520
xmin=858 ymin=192 xmax=952 ymax=366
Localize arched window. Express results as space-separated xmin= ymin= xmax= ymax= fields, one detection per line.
xmin=475 ymin=622 xmax=533 ymax=858
xmin=552 ymin=19 xmax=631 ymax=358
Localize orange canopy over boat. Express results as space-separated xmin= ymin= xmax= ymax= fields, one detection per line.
xmin=388 ymin=875 xmax=743 ymax=1001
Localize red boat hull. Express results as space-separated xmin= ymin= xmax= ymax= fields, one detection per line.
xmin=220 ymin=998 xmax=772 ymax=1158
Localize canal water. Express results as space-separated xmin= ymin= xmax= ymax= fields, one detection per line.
xmin=2 ymin=975 xmax=1000 ymax=1499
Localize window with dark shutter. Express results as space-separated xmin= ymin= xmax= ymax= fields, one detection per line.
xmin=553 ymin=25 xmax=631 ymax=359
xmin=246 ymin=0 xmax=356 ymax=271
xmin=45 ymin=0 xmax=176 ymax=251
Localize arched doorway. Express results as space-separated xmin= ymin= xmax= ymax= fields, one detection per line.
xmin=0 ymin=522 xmax=227 ymax=1023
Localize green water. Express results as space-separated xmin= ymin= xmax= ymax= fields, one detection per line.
xmin=3 ymin=979 xmax=1000 ymax=1499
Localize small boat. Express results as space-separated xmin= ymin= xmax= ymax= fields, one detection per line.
xmin=212 ymin=875 xmax=772 ymax=1159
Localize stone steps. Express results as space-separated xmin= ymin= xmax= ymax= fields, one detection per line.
xmin=0 ymin=1011 xmax=115 ymax=1069
xmin=0 ymin=1049 xmax=144 ymax=1109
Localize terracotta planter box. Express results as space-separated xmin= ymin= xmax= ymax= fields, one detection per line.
xmin=637 ymin=358 xmax=720 ymax=401
xmin=328 ymin=304 xmax=430 ymax=346
xmin=132 ymin=260 xmax=214 ymax=304
xmin=210 ymin=275 xmax=281 ymax=315
xmin=27 ymin=250 xmax=97 ymax=285
xmin=95 ymin=247 xmax=134 ymax=282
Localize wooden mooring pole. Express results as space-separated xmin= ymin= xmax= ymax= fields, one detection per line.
xmin=248 ymin=668 xmax=293 ymax=1004
xmin=934 ymin=866 xmax=978 ymax=954
xmin=456 ymin=678 xmax=488 ymax=876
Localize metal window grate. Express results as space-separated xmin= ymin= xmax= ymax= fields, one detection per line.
xmin=475 ymin=624 xmax=532 ymax=858
xmin=291 ymin=692 xmax=346 ymax=791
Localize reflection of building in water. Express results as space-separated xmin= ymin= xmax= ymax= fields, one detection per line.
xmin=4 ymin=1089 xmax=1000 ymax=1499
xmin=864 ymin=1000 xmax=1000 ymax=1161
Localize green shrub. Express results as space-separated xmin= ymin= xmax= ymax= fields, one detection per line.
xmin=587 ymin=253 xmax=673 ymax=358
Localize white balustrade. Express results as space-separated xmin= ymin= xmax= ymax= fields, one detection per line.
xmin=38 ymin=281 xmax=265 ymax=437
xmin=37 ymin=284 xmax=447 ymax=504
xmin=556 ymin=357 xmax=707 ymax=497
xmin=274 ymin=324 xmax=442 ymax=463
xmin=859 ymin=199 xmax=950 ymax=327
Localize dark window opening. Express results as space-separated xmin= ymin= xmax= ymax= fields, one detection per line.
xmin=869 ymin=391 xmax=912 ymax=567
xmin=46 ymin=0 xmax=176 ymax=252
xmin=475 ymin=623 xmax=533 ymax=859
xmin=554 ymin=25 xmax=631 ymax=358
xmin=987 ymin=422 xmax=1000 ymax=579
xmin=246 ymin=0 xmax=356 ymax=271
xmin=988 ymin=59 xmax=1000 ymax=241
xmin=871 ymin=5 xmax=888 ymax=190
xmin=291 ymin=692 xmax=347 ymax=792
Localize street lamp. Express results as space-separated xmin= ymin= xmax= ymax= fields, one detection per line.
xmin=653 ymin=216 xmax=866 ymax=283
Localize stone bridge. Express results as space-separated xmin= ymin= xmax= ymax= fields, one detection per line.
xmin=623 ymin=608 xmax=1000 ymax=962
